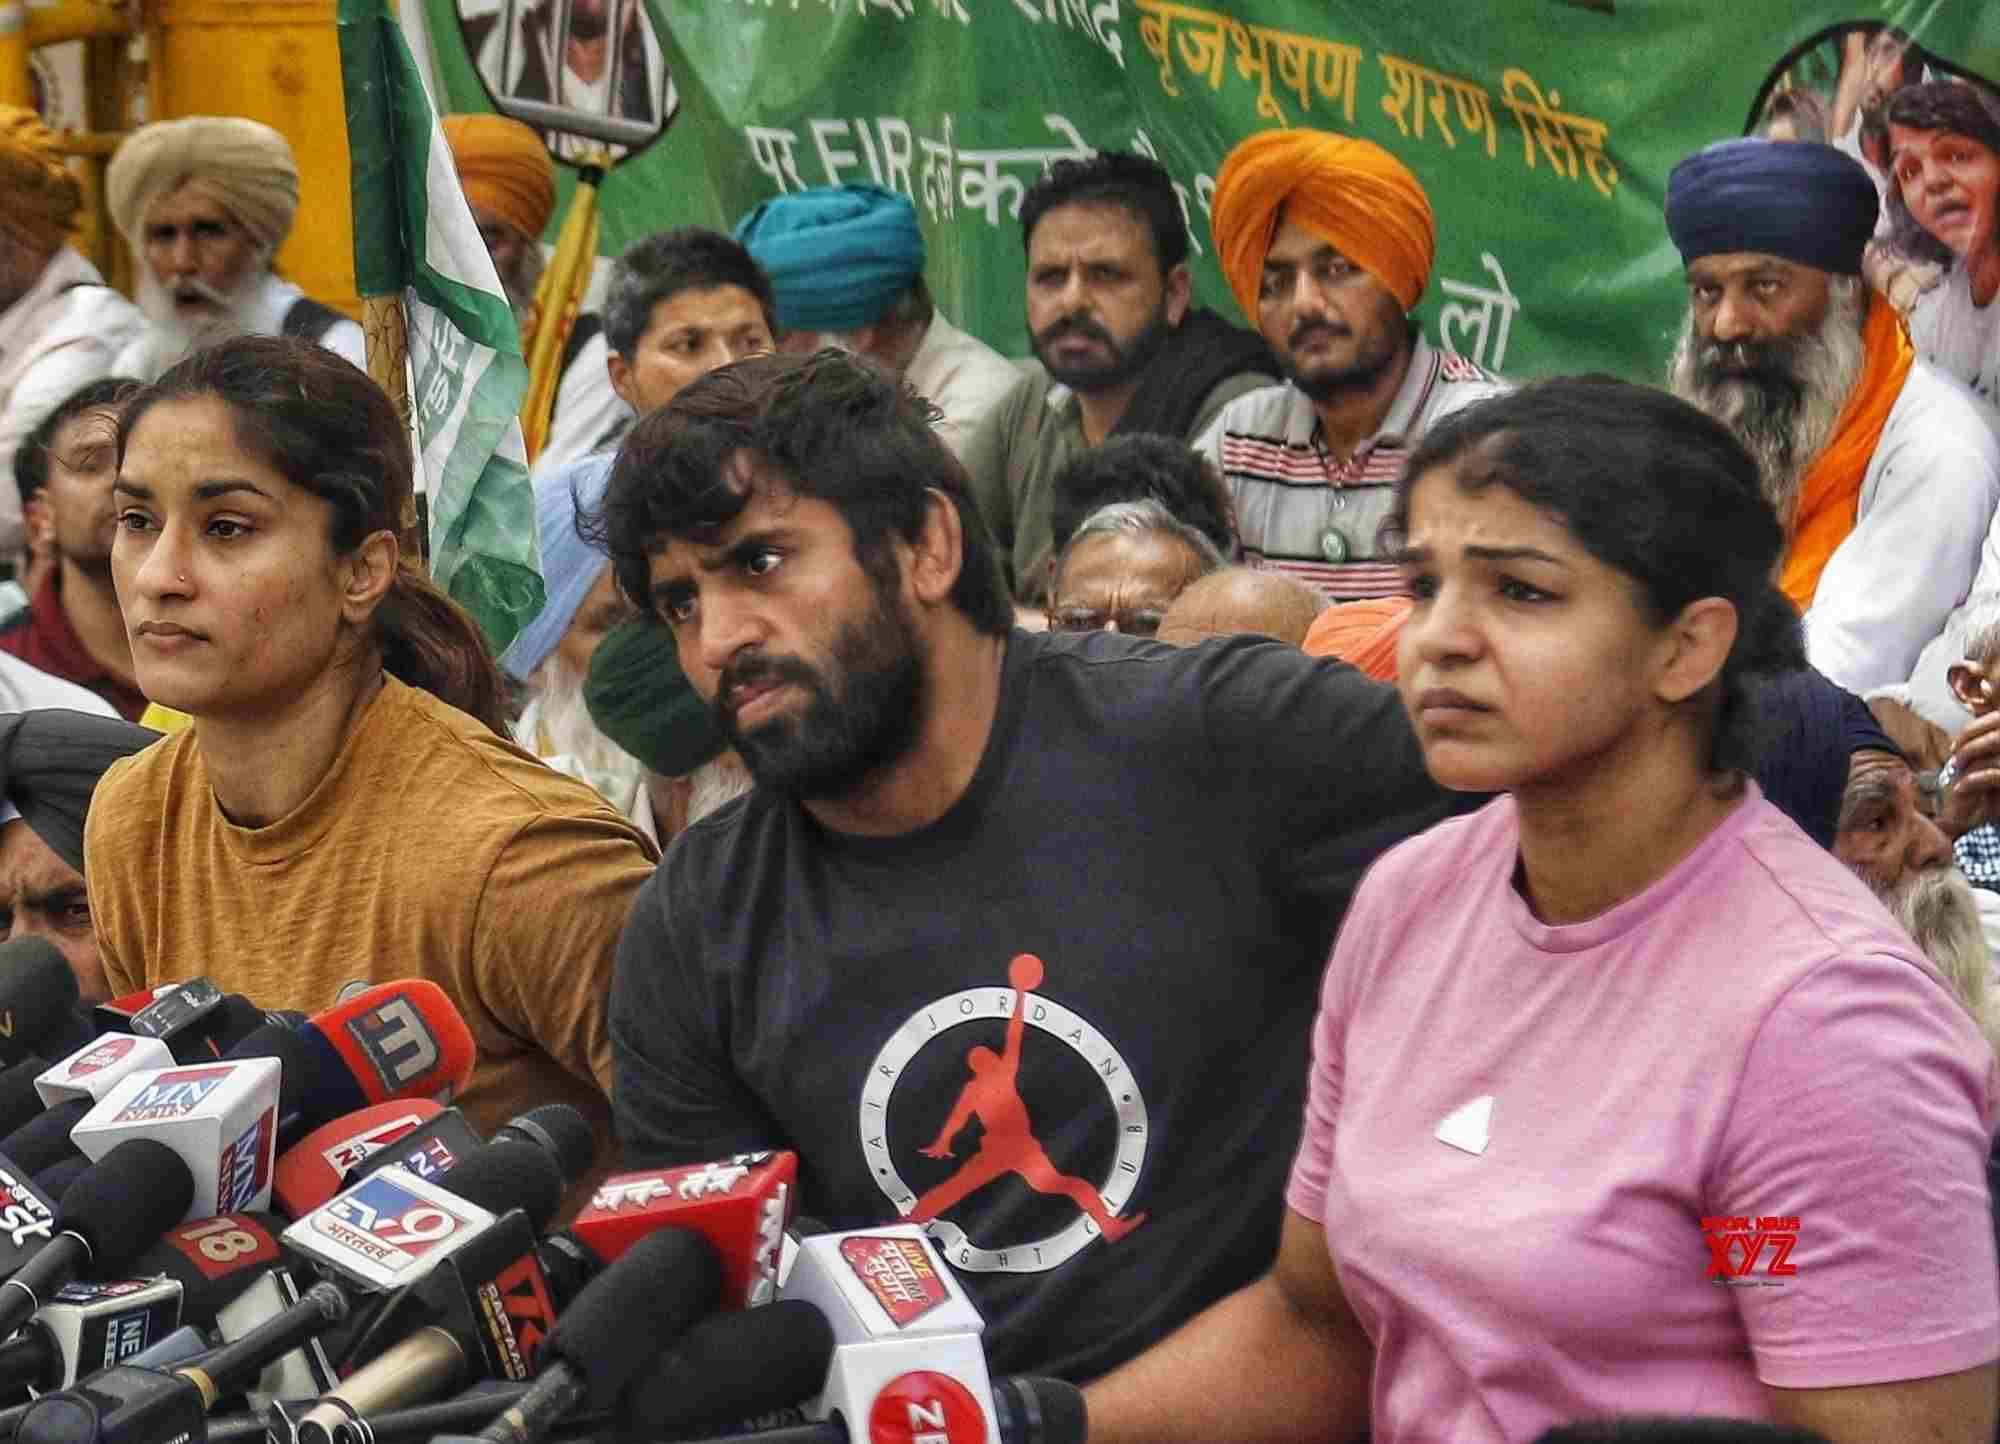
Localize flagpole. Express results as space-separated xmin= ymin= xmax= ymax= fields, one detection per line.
xmin=361 ymin=292 xmax=428 ymax=568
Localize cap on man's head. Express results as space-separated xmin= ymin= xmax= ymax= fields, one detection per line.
xmin=0 ymin=710 xmax=161 ymax=872
xmin=0 ymin=107 xmax=79 ymax=254
xmin=1209 ymin=128 xmax=1435 ymax=322
xmin=733 ymin=184 xmax=926 ymax=335
xmin=583 ymin=618 xmax=724 ymax=779
xmin=1665 ymin=139 xmax=1878 ymax=276
xmin=105 ymin=115 xmax=300 ymax=255
xmin=442 ymin=113 xmax=555 ymax=239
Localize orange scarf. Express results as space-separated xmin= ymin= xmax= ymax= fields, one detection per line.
xmin=1780 ymin=294 xmax=1914 ymax=609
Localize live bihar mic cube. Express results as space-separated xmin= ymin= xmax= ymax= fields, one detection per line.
xmin=34 ymin=1034 xmax=174 ymax=1108
xmin=70 ymin=1059 xmax=280 ymax=1216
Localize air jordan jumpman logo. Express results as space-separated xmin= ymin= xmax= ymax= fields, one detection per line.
xmin=909 ymin=953 xmax=1146 ymax=1243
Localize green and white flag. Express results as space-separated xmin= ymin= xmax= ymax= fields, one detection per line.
xmin=337 ymin=0 xmax=543 ymax=657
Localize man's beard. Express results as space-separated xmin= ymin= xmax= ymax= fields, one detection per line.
xmin=1031 ymin=300 xmax=1173 ymax=395
xmin=523 ymin=650 xmax=648 ymax=811
xmin=1282 ymin=313 xmax=1405 ymax=404
xmin=684 ymin=751 xmax=753 ymax=827
xmin=1668 ymin=283 xmax=1867 ymax=532
xmin=1867 ymin=863 xmax=1999 ymax=1044
xmin=134 ymin=269 xmax=262 ymax=375
xmin=713 ymin=573 xmax=926 ymax=801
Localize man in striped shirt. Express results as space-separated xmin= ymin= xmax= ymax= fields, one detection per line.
xmin=1196 ymin=129 xmax=1507 ymax=601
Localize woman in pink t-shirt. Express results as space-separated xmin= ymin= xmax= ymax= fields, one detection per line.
xmin=1085 ymin=377 xmax=1999 ymax=1443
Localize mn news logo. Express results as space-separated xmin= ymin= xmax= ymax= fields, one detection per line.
xmin=1701 ymin=1215 xmax=1800 ymax=1285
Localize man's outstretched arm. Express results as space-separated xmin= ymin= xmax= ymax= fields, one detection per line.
xmin=1083 ymin=1208 xmax=1372 ymax=1443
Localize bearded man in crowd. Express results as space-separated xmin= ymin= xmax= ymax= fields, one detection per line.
xmin=1665 ymin=136 xmax=2000 ymax=698
xmin=105 ymin=116 xmax=365 ymax=380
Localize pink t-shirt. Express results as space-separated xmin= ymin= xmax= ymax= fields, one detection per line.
xmin=1287 ymin=788 xmax=1999 ymax=1442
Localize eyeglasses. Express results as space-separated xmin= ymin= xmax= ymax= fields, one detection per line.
xmin=1047 ymin=608 xmax=1168 ymax=637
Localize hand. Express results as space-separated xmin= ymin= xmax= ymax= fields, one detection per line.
xmin=919 ymin=1141 xmax=954 ymax=1159
xmin=1940 ymin=710 xmax=2000 ymax=840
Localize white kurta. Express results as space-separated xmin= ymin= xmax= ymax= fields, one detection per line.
xmin=1806 ymin=358 xmax=2000 ymax=699
xmin=902 ymin=310 xmax=1024 ymax=459
xmin=0 ymin=249 xmax=145 ymax=551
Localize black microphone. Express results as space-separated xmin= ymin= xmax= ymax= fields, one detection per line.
xmin=125 ymin=1213 xmax=294 ymax=1329
xmin=33 ymin=1157 xmax=83 ymax=1204
xmin=0 ymin=1100 xmax=89 ymax=1178
xmin=0 ymin=1061 xmax=49 ymax=1143
xmin=130 ymin=985 xmax=270 ymax=1064
xmin=0 ymin=941 xmax=84 ymax=1069
xmin=474 ymin=1227 xmax=722 ymax=1444
xmin=0 ymin=1141 xmax=193 ymax=1339
xmin=609 ymin=1300 xmax=836 ymax=1442
xmin=489 ymin=1106 xmax=595 ymax=1187
xmin=12 ymin=1281 xmax=348 ymax=1444
xmin=0 ymin=1160 xmax=58 ymax=1280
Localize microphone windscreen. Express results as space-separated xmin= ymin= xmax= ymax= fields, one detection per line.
xmin=60 ymin=1139 xmax=193 ymax=1268
xmin=616 ymin=1299 xmax=835 ymax=1438
xmin=0 ymin=939 xmax=78 ymax=1065
xmin=995 ymin=1376 xmax=1088 ymax=1444
xmin=549 ymin=1228 xmax=722 ymax=1409
xmin=491 ymin=1105 xmax=595 ymax=1184
xmin=37 ymin=1153 xmax=84 ymax=1201
xmin=437 ymin=1141 xmax=564 ymax=1234
xmin=225 ymin=1022 xmax=367 ymax=1145
xmin=181 ymin=995 xmax=271 ymax=1061
xmin=308 ymin=981 xmax=476 ymax=1105
xmin=0 ymin=1057 xmax=48 ymax=1139
xmin=129 ymin=1212 xmax=288 ymax=1326
xmin=4 ymin=1096 xmax=89 ymax=1175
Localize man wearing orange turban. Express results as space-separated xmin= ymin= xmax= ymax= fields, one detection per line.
xmin=0 ymin=106 xmax=143 ymax=557
xmin=443 ymin=113 xmax=555 ymax=325
xmin=1196 ymin=128 xmax=1505 ymax=603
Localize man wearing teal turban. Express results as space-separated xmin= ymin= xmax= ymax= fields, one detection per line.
xmin=734 ymin=184 xmax=1020 ymax=456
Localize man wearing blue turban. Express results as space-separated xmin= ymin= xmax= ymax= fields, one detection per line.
xmin=1664 ymin=136 xmax=2000 ymax=718
xmin=734 ymin=184 xmax=1019 ymax=457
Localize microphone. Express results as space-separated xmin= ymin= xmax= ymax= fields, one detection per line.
xmin=0 ymin=1141 xmax=193 ymax=1341
xmin=212 ymin=1263 xmax=341 ymax=1410
xmin=0 ymin=1099 xmax=88 ymax=1179
xmin=571 ymin=1150 xmax=797 ymax=1307
xmin=781 ymin=1224 xmax=1014 ymax=1444
xmin=69 ymin=1059 xmax=280 ymax=1216
xmin=33 ymin=1036 xmax=174 ymax=1108
xmin=125 ymin=1214 xmax=290 ymax=1328
xmin=12 ymin=1281 xmax=348 ymax=1444
xmin=278 ymin=1213 xmax=564 ymax=1443
xmin=272 ymin=1100 xmax=445 ymax=1218
xmin=129 ymin=984 xmax=271 ymax=1064
xmin=471 ymin=1227 xmax=722 ymax=1444
xmin=336 ymin=1105 xmax=484 ymax=1193
xmin=223 ymin=981 xmax=474 ymax=1157
xmin=0 ymin=1275 xmax=183 ymax=1393
xmin=0 ymin=940 xmax=86 ymax=1069
xmin=0 ymin=1160 xmax=57 ymax=1280
xmin=0 ymin=1060 xmax=51 ymax=1142
xmin=602 ymin=1300 xmax=837 ymax=1441
xmin=89 ymin=988 xmax=166 ymax=1039
xmin=29 ymin=1156 xmax=81 ymax=1206
xmin=489 ymin=1107 xmax=594 ymax=1187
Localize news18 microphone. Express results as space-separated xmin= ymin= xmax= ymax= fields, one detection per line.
xmin=0 ymin=1141 xmax=193 ymax=1340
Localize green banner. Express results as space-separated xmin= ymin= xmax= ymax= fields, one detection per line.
xmin=421 ymin=0 xmax=1999 ymax=383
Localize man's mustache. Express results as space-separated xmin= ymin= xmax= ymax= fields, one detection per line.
xmin=1037 ymin=316 xmax=1116 ymax=350
xmin=1694 ymin=337 xmax=1803 ymax=386
xmin=171 ymin=278 xmax=231 ymax=308
xmin=1288 ymin=321 xmax=1351 ymax=350
xmin=714 ymin=652 xmax=822 ymax=724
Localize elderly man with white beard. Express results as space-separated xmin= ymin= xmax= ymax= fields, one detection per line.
xmin=103 ymin=117 xmax=365 ymax=381
xmin=1665 ymin=137 xmax=2000 ymax=700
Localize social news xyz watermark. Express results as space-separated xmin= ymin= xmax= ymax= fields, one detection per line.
xmin=1701 ymin=1215 xmax=1799 ymax=1286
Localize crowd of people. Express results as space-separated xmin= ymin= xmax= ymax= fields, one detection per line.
xmin=0 ymin=61 xmax=1991 ymax=1441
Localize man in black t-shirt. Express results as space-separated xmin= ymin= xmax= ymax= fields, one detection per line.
xmin=594 ymin=350 xmax=1459 ymax=1382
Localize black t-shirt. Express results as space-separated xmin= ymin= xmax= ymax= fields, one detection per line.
xmin=610 ymin=628 xmax=1461 ymax=1381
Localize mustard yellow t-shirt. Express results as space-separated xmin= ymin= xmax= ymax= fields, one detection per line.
xmin=84 ymin=675 xmax=660 ymax=1184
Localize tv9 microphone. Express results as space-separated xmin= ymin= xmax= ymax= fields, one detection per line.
xmin=470 ymin=1227 xmax=722 ymax=1444
xmin=0 ymin=938 xmax=88 ymax=1069
xmin=273 ymin=1100 xmax=445 ymax=1218
xmin=570 ymin=1150 xmax=797 ymax=1308
xmin=0 ymin=1140 xmax=193 ymax=1340
xmin=69 ymin=1058 xmax=280 ymax=1216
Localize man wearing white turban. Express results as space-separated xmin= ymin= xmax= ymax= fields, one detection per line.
xmin=104 ymin=116 xmax=365 ymax=381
